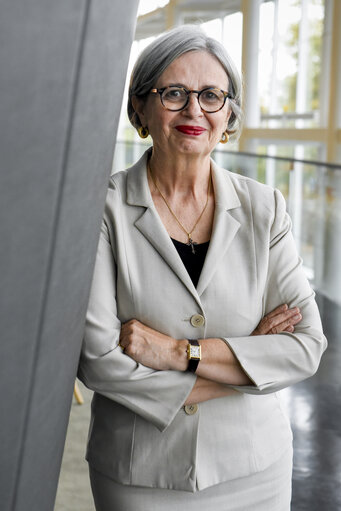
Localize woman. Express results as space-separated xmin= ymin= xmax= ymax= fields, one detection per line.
xmin=78 ymin=25 xmax=327 ymax=511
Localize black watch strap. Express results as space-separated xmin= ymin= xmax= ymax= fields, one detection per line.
xmin=187 ymin=339 xmax=201 ymax=373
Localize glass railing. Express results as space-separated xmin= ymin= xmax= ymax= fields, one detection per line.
xmin=113 ymin=141 xmax=341 ymax=305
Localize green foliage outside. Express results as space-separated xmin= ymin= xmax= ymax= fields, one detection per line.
xmin=281 ymin=0 xmax=324 ymax=114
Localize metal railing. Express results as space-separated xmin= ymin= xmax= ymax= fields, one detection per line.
xmin=113 ymin=141 xmax=341 ymax=305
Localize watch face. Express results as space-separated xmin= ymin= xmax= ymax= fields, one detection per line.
xmin=190 ymin=345 xmax=201 ymax=359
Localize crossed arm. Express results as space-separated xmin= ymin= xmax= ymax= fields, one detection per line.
xmin=79 ymin=189 xmax=326 ymax=430
xmin=119 ymin=304 xmax=302 ymax=404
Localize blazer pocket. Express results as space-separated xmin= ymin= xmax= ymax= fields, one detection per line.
xmin=245 ymin=393 xmax=293 ymax=472
xmin=130 ymin=407 xmax=199 ymax=492
xmin=86 ymin=393 xmax=135 ymax=485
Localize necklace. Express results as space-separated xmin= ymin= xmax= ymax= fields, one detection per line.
xmin=148 ymin=161 xmax=211 ymax=254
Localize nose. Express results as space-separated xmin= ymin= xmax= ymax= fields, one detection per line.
xmin=183 ymin=92 xmax=203 ymax=116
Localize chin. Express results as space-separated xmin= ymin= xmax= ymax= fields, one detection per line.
xmin=176 ymin=139 xmax=208 ymax=156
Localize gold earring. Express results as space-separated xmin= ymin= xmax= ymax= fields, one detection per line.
xmin=220 ymin=131 xmax=229 ymax=144
xmin=138 ymin=126 xmax=149 ymax=139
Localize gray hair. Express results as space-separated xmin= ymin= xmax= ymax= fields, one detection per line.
xmin=128 ymin=25 xmax=243 ymax=138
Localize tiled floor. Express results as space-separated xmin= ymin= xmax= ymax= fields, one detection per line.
xmin=54 ymin=382 xmax=94 ymax=511
xmin=287 ymin=295 xmax=341 ymax=510
xmin=55 ymin=294 xmax=341 ymax=510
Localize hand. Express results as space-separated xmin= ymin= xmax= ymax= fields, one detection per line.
xmin=119 ymin=319 xmax=187 ymax=371
xmin=251 ymin=304 xmax=302 ymax=336
xmin=184 ymin=376 xmax=239 ymax=405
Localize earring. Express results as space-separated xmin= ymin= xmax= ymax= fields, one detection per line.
xmin=138 ymin=126 xmax=149 ymax=139
xmin=220 ymin=131 xmax=229 ymax=144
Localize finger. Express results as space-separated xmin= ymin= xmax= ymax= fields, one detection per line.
xmin=284 ymin=325 xmax=295 ymax=333
xmin=269 ymin=313 xmax=302 ymax=334
xmin=274 ymin=312 xmax=302 ymax=326
xmin=120 ymin=319 xmax=140 ymax=334
xmin=253 ymin=308 xmax=286 ymax=334
xmin=265 ymin=304 xmax=288 ymax=319
xmin=119 ymin=328 xmax=129 ymax=350
xmin=118 ymin=331 xmax=127 ymax=349
xmin=120 ymin=318 xmax=140 ymax=340
xmin=256 ymin=308 xmax=301 ymax=335
xmin=267 ymin=306 xmax=300 ymax=323
xmin=263 ymin=307 xmax=300 ymax=329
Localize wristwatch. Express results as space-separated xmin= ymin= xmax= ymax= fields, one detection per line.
xmin=187 ymin=339 xmax=201 ymax=373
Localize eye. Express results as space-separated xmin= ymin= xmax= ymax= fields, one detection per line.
xmin=201 ymin=89 xmax=222 ymax=102
xmin=163 ymin=88 xmax=186 ymax=101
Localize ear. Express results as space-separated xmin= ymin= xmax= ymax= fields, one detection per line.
xmin=132 ymin=95 xmax=148 ymax=126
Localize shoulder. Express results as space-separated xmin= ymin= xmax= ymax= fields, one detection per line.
xmin=227 ymin=168 xmax=278 ymax=205
xmin=228 ymin=170 xmax=289 ymax=236
xmin=103 ymin=149 xmax=151 ymax=226
xmin=222 ymin=167 xmax=290 ymax=242
xmin=108 ymin=169 xmax=128 ymax=197
xmin=212 ymin=158 xmax=285 ymax=220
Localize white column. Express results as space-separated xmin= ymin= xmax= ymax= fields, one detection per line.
xmin=269 ymin=0 xmax=279 ymax=119
xmin=320 ymin=0 xmax=333 ymax=127
xmin=326 ymin=0 xmax=341 ymax=162
xmin=289 ymin=0 xmax=310 ymax=255
xmin=241 ymin=0 xmax=261 ymax=128
xmin=239 ymin=0 xmax=261 ymax=152
xmin=295 ymin=0 xmax=309 ymax=124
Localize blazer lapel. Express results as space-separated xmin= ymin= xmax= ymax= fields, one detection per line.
xmin=126 ymin=151 xmax=201 ymax=304
xmin=196 ymin=161 xmax=241 ymax=297
xmin=125 ymin=151 xmax=241 ymax=302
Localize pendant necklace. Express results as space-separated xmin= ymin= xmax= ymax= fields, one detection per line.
xmin=148 ymin=161 xmax=211 ymax=254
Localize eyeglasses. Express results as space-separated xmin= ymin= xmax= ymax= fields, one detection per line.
xmin=150 ymin=86 xmax=233 ymax=113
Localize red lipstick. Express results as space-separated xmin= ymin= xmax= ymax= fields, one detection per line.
xmin=175 ymin=125 xmax=206 ymax=136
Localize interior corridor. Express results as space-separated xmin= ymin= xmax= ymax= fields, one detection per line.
xmin=55 ymin=293 xmax=340 ymax=511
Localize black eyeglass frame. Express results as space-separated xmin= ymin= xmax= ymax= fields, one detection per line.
xmin=150 ymin=86 xmax=234 ymax=113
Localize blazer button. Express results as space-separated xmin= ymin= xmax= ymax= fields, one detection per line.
xmin=184 ymin=404 xmax=198 ymax=415
xmin=190 ymin=314 xmax=205 ymax=327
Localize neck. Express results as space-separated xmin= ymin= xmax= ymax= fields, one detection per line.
xmin=148 ymin=147 xmax=211 ymax=197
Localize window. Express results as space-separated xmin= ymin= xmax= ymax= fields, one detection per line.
xmin=258 ymin=0 xmax=325 ymax=129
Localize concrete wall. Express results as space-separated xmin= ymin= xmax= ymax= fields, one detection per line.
xmin=0 ymin=1 xmax=138 ymax=509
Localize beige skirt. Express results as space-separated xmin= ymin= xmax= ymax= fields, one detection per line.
xmin=89 ymin=447 xmax=293 ymax=511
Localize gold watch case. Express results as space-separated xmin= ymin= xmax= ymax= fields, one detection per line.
xmin=187 ymin=343 xmax=201 ymax=360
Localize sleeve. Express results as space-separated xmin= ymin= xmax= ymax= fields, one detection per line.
xmin=77 ymin=220 xmax=196 ymax=431
xmin=222 ymin=188 xmax=327 ymax=395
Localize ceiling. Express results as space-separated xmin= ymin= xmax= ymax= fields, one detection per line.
xmin=135 ymin=0 xmax=242 ymax=40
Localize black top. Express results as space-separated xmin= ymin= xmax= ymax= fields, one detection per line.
xmin=171 ymin=238 xmax=209 ymax=288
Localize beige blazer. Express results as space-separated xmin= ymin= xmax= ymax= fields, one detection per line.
xmin=78 ymin=149 xmax=327 ymax=492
